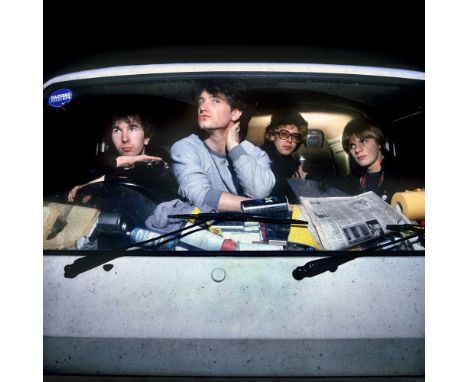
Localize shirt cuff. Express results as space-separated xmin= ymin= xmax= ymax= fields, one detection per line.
xmin=203 ymin=189 xmax=223 ymax=210
xmin=228 ymin=144 xmax=247 ymax=162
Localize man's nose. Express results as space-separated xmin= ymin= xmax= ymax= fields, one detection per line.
xmin=121 ymin=130 xmax=129 ymax=142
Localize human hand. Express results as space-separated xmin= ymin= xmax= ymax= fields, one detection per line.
xmin=67 ymin=184 xmax=85 ymax=203
xmin=292 ymin=164 xmax=308 ymax=179
xmin=226 ymin=122 xmax=240 ymax=152
xmin=116 ymin=155 xmax=165 ymax=168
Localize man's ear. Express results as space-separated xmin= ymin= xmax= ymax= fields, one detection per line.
xmin=231 ymin=109 xmax=242 ymax=122
xmin=144 ymin=137 xmax=150 ymax=145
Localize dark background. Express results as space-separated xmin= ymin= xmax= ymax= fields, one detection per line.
xmin=44 ymin=2 xmax=424 ymax=82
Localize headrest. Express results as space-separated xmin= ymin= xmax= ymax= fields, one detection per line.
xmin=306 ymin=129 xmax=324 ymax=148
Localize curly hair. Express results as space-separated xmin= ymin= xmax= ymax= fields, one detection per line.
xmin=264 ymin=110 xmax=308 ymax=143
xmin=194 ymin=79 xmax=247 ymax=112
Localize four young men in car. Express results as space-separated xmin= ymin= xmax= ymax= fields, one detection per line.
xmin=68 ymin=80 xmax=409 ymax=215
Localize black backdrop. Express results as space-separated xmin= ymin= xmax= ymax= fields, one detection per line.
xmin=44 ymin=1 xmax=424 ymax=82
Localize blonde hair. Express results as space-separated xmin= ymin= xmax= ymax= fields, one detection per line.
xmin=342 ymin=119 xmax=385 ymax=155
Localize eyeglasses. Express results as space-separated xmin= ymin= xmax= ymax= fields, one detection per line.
xmin=275 ymin=130 xmax=302 ymax=143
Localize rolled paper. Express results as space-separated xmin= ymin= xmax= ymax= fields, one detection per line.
xmin=391 ymin=190 xmax=425 ymax=221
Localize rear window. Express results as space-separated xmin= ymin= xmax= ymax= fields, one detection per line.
xmin=43 ymin=65 xmax=425 ymax=255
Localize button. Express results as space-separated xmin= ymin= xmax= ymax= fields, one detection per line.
xmin=211 ymin=268 xmax=226 ymax=282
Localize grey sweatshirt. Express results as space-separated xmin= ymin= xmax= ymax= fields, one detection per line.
xmin=171 ymin=134 xmax=275 ymax=210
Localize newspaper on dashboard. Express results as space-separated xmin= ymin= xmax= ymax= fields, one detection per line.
xmin=299 ymin=191 xmax=410 ymax=250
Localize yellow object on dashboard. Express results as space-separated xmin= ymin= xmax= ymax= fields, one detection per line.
xmin=391 ymin=190 xmax=425 ymax=221
xmin=288 ymin=205 xmax=322 ymax=249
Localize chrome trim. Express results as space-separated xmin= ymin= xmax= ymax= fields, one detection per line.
xmin=44 ymin=63 xmax=425 ymax=89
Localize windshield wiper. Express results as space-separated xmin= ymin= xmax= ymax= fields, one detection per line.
xmin=292 ymin=225 xmax=425 ymax=280
xmin=63 ymin=212 xmax=306 ymax=278
xmin=63 ymin=220 xmax=210 ymax=278
xmin=169 ymin=212 xmax=308 ymax=225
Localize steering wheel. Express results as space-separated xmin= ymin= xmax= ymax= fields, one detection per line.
xmin=75 ymin=180 xmax=159 ymax=227
xmin=115 ymin=160 xmax=177 ymax=197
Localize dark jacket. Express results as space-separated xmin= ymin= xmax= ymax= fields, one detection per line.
xmin=261 ymin=140 xmax=300 ymax=202
xmin=78 ymin=146 xmax=179 ymax=228
xmin=338 ymin=152 xmax=424 ymax=203
xmin=92 ymin=146 xmax=172 ymax=177
xmin=91 ymin=146 xmax=179 ymax=203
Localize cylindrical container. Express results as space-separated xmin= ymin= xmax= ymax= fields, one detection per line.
xmin=237 ymin=242 xmax=284 ymax=251
xmin=179 ymin=224 xmax=236 ymax=251
xmin=128 ymin=227 xmax=167 ymax=247
xmin=240 ymin=196 xmax=289 ymax=214
xmin=96 ymin=212 xmax=127 ymax=234
xmin=391 ymin=190 xmax=425 ymax=221
xmin=299 ymin=155 xmax=307 ymax=173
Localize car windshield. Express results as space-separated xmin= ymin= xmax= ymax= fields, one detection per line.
xmin=43 ymin=64 xmax=425 ymax=255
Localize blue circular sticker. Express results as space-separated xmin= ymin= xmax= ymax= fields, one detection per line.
xmin=48 ymin=88 xmax=73 ymax=108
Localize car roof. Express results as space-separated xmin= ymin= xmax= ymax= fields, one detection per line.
xmin=44 ymin=61 xmax=424 ymax=89
xmin=43 ymin=45 xmax=424 ymax=83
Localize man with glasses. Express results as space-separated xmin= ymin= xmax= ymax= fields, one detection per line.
xmin=261 ymin=110 xmax=308 ymax=199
